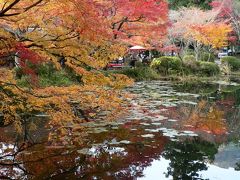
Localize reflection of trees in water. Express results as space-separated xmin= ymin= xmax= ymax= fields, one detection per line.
xmin=176 ymin=82 xmax=240 ymax=139
xmin=67 ymin=127 xmax=168 ymax=179
xmin=235 ymin=161 xmax=240 ymax=171
xmin=0 ymin=116 xmax=49 ymax=179
xmin=1 ymin=82 xmax=240 ymax=179
xmin=183 ymin=100 xmax=227 ymax=135
xmin=174 ymin=99 xmax=228 ymax=138
xmin=174 ymin=82 xmax=218 ymax=95
xmin=174 ymin=83 xmax=240 ymax=137
xmin=0 ymin=141 xmax=46 ymax=179
xmin=0 ymin=125 xmax=169 ymax=179
xmin=221 ymin=86 xmax=240 ymax=106
xmin=226 ymin=107 xmax=240 ymax=140
xmin=216 ymin=87 xmax=240 ymax=140
xmin=0 ymin=136 xmax=219 ymax=179
xmin=162 ymin=138 xmax=218 ymax=180
xmin=0 ymin=140 xmax=83 ymax=179
xmin=166 ymin=83 xmax=238 ymax=137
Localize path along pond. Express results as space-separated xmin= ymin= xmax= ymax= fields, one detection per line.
xmin=1 ymin=80 xmax=240 ymax=179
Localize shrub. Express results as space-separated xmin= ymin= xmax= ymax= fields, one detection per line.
xmin=150 ymin=56 xmax=182 ymax=75
xmin=182 ymin=55 xmax=219 ymax=76
xmin=183 ymin=55 xmax=196 ymax=62
xmin=150 ymin=58 xmax=161 ymax=69
xmin=113 ymin=67 xmax=159 ymax=81
xmin=15 ymin=67 xmax=24 ymax=79
xmin=220 ymin=63 xmax=231 ymax=75
xmin=39 ymin=70 xmax=73 ymax=87
xmin=221 ymin=56 xmax=240 ymax=71
xmin=17 ymin=76 xmax=32 ymax=88
xmin=16 ymin=63 xmax=75 ymax=87
xmin=135 ymin=61 xmax=144 ymax=68
xmin=35 ymin=63 xmax=73 ymax=86
xmin=198 ymin=61 xmax=220 ymax=76
xmin=37 ymin=62 xmax=56 ymax=77
xmin=200 ymin=52 xmax=215 ymax=62
xmin=183 ymin=57 xmax=200 ymax=74
xmin=185 ymin=49 xmax=195 ymax=56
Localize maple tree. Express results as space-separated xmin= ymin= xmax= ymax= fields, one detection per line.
xmin=166 ymin=7 xmax=232 ymax=60
xmin=211 ymin=0 xmax=239 ymax=44
xmin=0 ymin=0 xmax=169 ymax=145
xmin=105 ymin=0 xmax=169 ymax=47
xmin=188 ymin=22 xmax=232 ymax=51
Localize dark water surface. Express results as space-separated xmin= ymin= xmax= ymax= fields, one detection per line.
xmin=1 ymin=80 xmax=240 ymax=179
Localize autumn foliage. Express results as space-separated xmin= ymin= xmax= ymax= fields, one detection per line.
xmin=189 ymin=22 xmax=232 ymax=48
xmin=166 ymin=6 xmax=233 ymax=58
xmin=0 ymin=0 xmax=169 ymax=145
xmin=183 ymin=100 xmax=228 ymax=135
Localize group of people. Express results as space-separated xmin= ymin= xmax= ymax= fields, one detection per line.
xmin=129 ymin=52 xmax=151 ymax=67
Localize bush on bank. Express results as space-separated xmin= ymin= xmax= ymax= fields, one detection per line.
xmin=221 ymin=56 xmax=240 ymax=71
xmin=150 ymin=56 xmax=182 ymax=75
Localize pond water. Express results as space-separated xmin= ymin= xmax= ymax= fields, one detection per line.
xmin=1 ymin=80 xmax=240 ymax=179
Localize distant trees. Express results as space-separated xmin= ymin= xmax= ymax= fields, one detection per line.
xmin=165 ymin=6 xmax=232 ymax=60
xmin=168 ymin=0 xmax=212 ymax=9
xmin=211 ymin=0 xmax=240 ymax=43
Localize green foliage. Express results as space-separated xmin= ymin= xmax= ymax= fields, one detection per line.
xmin=151 ymin=50 xmax=162 ymax=58
xmin=135 ymin=61 xmax=144 ymax=68
xmin=36 ymin=62 xmax=56 ymax=77
xmin=37 ymin=63 xmax=74 ymax=87
xmin=169 ymin=0 xmax=212 ymax=10
xmin=198 ymin=61 xmax=220 ymax=76
xmin=15 ymin=67 xmax=24 ymax=79
xmin=183 ymin=57 xmax=200 ymax=74
xmin=150 ymin=56 xmax=182 ymax=75
xmin=39 ymin=70 xmax=74 ymax=87
xmin=183 ymin=52 xmax=215 ymax=62
xmin=200 ymin=52 xmax=215 ymax=62
xmin=182 ymin=56 xmax=219 ymax=76
xmin=221 ymin=56 xmax=240 ymax=71
xmin=17 ymin=76 xmax=32 ymax=88
xmin=16 ymin=63 xmax=75 ymax=87
xmin=183 ymin=55 xmax=198 ymax=73
xmin=183 ymin=55 xmax=196 ymax=62
xmin=163 ymin=139 xmax=217 ymax=179
xmin=150 ymin=56 xmax=219 ymax=77
xmin=185 ymin=49 xmax=195 ymax=56
xmin=112 ymin=66 xmax=159 ymax=81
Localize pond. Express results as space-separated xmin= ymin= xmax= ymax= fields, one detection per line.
xmin=1 ymin=80 xmax=240 ymax=179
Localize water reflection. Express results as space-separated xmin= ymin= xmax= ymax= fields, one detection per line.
xmin=163 ymin=139 xmax=217 ymax=180
xmin=181 ymin=100 xmax=227 ymax=135
xmin=1 ymin=80 xmax=240 ymax=179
